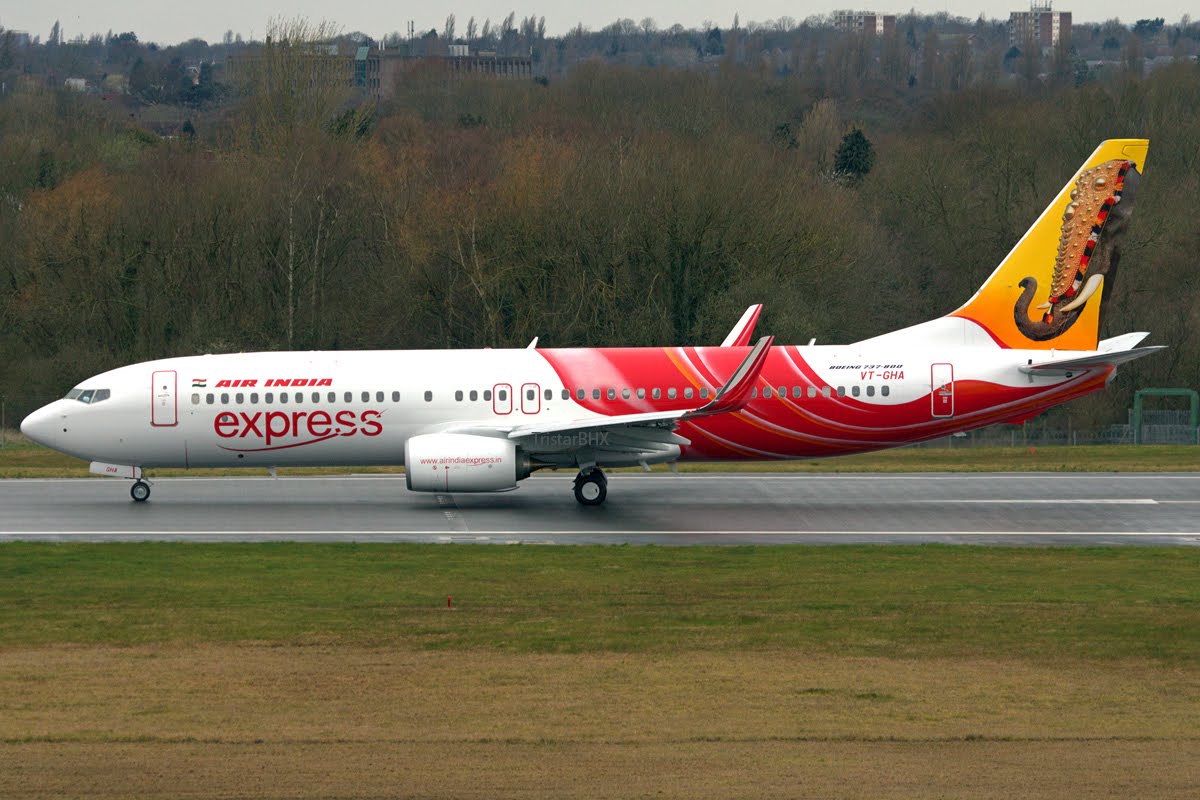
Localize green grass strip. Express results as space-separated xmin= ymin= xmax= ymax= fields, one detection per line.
xmin=0 ymin=543 xmax=1196 ymax=661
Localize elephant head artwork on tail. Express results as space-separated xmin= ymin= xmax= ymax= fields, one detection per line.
xmin=1012 ymin=160 xmax=1140 ymax=341
xmin=949 ymin=139 xmax=1148 ymax=352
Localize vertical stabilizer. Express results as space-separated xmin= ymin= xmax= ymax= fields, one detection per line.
xmin=951 ymin=139 xmax=1148 ymax=350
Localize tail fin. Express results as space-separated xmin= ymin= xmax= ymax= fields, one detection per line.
xmin=951 ymin=139 xmax=1148 ymax=351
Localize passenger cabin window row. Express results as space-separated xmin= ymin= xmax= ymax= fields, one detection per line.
xmin=189 ymin=383 xmax=893 ymax=407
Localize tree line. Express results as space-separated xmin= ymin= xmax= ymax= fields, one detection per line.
xmin=0 ymin=28 xmax=1198 ymax=428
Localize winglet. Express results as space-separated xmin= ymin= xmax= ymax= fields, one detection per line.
xmin=720 ymin=304 xmax=763 ymax=347
xmin=686 ymin=335 xmax=774 ymax=419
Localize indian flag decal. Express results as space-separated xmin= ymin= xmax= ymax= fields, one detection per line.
xmin=192 ymin=378 xmax=207 ymax=388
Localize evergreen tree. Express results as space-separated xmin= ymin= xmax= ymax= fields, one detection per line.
xmin=834 ymin=127 xmax=875 ymax=182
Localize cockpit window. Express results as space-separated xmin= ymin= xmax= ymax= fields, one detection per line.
xmin=67 ymin=388 xmax=111 ymax=404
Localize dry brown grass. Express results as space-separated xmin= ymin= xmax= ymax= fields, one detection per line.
xmin=2 ymin=645 xmax=1197 ymax=798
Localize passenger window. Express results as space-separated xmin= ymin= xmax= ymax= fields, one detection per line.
xmin=592 ymin=389 xmax=601 ymax=400
xmin=329 ymin=392 xmax=337 ymax=403
xmin=684 ymin=388 xmax=694 ymax=400
xmin=265 ymin=393 xmax=274 ymax=403
xmin=425 ymin=391 xmax=433 ymax=402
xmin=206 ymin=393 xmax=215 ymax=404
xmin=527 ymin=388 xmax=535 ymax=401
xmin=561 ymin=389 xmax=569 ymax=400
xmin=484 ymin=390 xmax=492 ymax=401
xmin=793 ymin=386 xmax=802 ymax=398
xmin=545 ymin=388 xmax=553 ymax=401
xmin=668 ymin=388 xmax=677 ymax=399
xmin=498 ymin=389 xmax=507 ymax=401
xmin=750 ymin=388 xmax=757 ymax=399
xmin=867 ymin=385 xmax=876 ymax=397
xmin=607 ymin=389 xmax=616 ymax=400
xmin=344 ymin=392 xmax=352 ymax=403
xmin=577 ymin=389 xmax=585 ymax=400
xmin=470 ymin=390 xmax=479 ymax=401
xmin=622 ymin=388 xmax=630 ymax=399
xmin=852 ymin=386 xmax=861 ymax=397
xmin=881 ymin=385 xmax=891 ymax=397
xmin=361 ymin=392 xmax=369 ymax=403
xmin=280 ymin=393 xmax=289 ymax=404
xmin=808 ymin=386 xmax=817 ymax=398
xmin=392 ymin=391 xmax=400 ymax=402
xmin=376 ymin=391 xmax=384 ymax=403
xmin=251 ymin=393 xmax=259 ymax=404
xmin=221 ymin=393 xmax=230 ymax=404
xmin=821 ymin=387 xmax=831 ymax=398
xmin=778 ymin=386 xmax=785 ymax=398
xmin=236 ymin=393 xmax=245 ymax=404
xmin=637 ymin=388 xmax=645 ymax=399
xmin=836 ymin=386 xmax=846 ymax=397
xmin=763 ymin=387 xmax=772 ymax=399
xmin=455 ymin=390 xmax=464 ymax=401
xmin=192 ymin=393 xmax=200 ymax=405
xmin=652 ymin=388 xmax=661 ymax=400
xmin=700 ymin=387 xmax=709 ymax=399
xmin=312 ymin=392 xmax=320 ymax=403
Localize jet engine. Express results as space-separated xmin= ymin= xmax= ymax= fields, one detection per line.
xmin=404 ymin=433 xmax=532 ymax=493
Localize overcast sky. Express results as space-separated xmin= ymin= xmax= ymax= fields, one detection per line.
xmin=1 ymin=1 xmax=1192 ymax=46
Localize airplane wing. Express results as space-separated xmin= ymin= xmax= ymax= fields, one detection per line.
xmin=444 ymin=337 xmax=773 ymax=461
xmin=507 ymin=335 xmax=773 ymax=440
xmin=720 ymin=304 xmax=762 ymax=347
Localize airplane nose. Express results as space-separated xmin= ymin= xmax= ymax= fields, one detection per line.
xmin=20 ymin=405 xmax=58 ymax=448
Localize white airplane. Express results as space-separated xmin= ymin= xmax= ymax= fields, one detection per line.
xmin=21 ymin=139 xmax=1162 ymax=505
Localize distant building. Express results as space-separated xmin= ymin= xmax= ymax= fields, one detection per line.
xmin=63 ymin=78 xmax=87 ymax=92
xmin=357 ymin=47 xmax=533 ymax=100
xmin=834 ymin=11 xmax=897 ymax=37
xmin=2 ymin=30 xmax=32 ymax=48
xmin=1009 ymin=2 xmax=1071 ymax=49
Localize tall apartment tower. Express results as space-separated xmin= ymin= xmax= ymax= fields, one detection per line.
xmin=1009 ymin=2 xmax=1071 ymax=48
xmin=834 ymin=11 xmax=898 ymax=37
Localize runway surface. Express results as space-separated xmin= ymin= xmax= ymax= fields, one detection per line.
xmin=1 ymin=472 xmax=1198 ymax=544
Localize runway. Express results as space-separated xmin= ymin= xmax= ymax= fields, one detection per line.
xmin=1 ymin=472 xmax=1198 ymax=544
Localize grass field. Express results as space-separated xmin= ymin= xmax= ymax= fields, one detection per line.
xmin=1 ymin=544 xmax=1198 ymax=798
xmin=0 ymin=429 xmax=1197 ymax=478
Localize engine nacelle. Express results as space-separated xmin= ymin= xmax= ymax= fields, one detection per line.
xmin=404 ymin=433 xmax=529 ymax=493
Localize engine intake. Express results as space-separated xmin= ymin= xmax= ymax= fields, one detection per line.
xmin=404 ymin=433 xmax=530 ymax=493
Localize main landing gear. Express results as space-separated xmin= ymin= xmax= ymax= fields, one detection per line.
xmin=573 ymin=468 xmax=607 ymax=506
xmin=130 ymin=480 xmax=151 ymax=502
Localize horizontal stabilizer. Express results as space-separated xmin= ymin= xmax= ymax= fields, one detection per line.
xmin=1019 ymin=345 xmax=1164 ymax=375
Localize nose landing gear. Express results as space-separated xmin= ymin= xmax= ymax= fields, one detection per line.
xmin=130 ymin=480 xmax=151 ymax=502
xmin=573 ymin=468 xmax=607 ymax=506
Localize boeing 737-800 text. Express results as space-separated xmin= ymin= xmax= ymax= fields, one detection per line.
xmin=21 ymin=140 xmax=1162 ymax=505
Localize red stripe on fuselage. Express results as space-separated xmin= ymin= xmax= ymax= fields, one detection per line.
xmin=536 ymin=347 xmax=1110 ymax=460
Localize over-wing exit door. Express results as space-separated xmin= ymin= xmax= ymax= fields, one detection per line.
xmin=930 ymin=363 xmax=954 ymax=418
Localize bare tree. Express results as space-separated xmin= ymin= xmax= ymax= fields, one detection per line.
xmin=444 ymin=14 xmax=456 ymax=42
